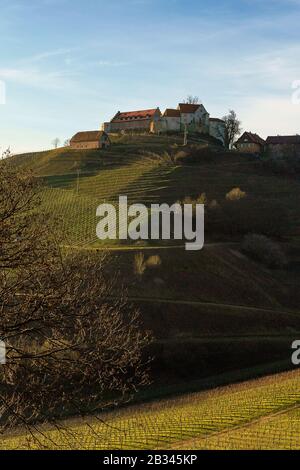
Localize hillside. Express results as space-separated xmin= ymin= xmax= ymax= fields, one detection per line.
xmin=9 ymin=134 xmax=300 ymax=384
xmin=10 ymin=134 xmax=300 ymax=248
xmin=1 ymin=369 xmax=299 ymax=450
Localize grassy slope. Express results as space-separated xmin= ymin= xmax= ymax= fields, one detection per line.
xmin=108 ymin=245 xmax=300 ymax=381
xmin=11 ymin=135 xmax=300 ymax=247
xmin=10 ymin=135 xmax=300 ymax=381
xmin=6 ymin=136 xmax=300 ymax=448
xmin=1 ymin=369 xmax=299 ymax=450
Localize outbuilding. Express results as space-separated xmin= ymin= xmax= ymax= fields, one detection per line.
xmin=70 ymin=131 xmax=111 ymax=150
xmin=266 ymin=135 xmax=300 ymax=157
xmin=235 ymin=132 xmax=266 ymax=154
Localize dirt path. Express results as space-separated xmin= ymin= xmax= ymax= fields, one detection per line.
xmin=62 ymin=242 xmax=238 ymax=252
xmin=125 ymin=295 xmax=300 ymax=318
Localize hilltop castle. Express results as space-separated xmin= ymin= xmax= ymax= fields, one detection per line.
xmin=102 ymin=102 xmax=226 ymax=145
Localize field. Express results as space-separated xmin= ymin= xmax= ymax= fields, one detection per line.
xmin=1 ymin=370 xmax=299 ymax=450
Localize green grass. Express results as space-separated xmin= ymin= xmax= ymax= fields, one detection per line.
xmin=1 ymin=370 xmax=299 ymax=450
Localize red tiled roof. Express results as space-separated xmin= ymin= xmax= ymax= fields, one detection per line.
xmin=236 ymin=132 xmax=266 ymax=146
xmin=112 ymin=118 xmax=152 ymax=123
xmin=178 ymin=103 xmax=201 ymax=114
xmin=71 ymin=131 xmax=108 ymax=143
xmin=163 ymin=108 xmax=181 ymax=118
xmin=266 ymin=135 xmax=300 ymax=145
xmin=111 ymin=109 xmax=160 ymax=121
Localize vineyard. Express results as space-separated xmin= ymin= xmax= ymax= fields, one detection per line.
xmin=1 ymin=370 xmax=299 ymax=450
xmin=4 ymin=136 xmax=300 ymax=450
xmin=10 ymin=135 xmax=300 ymax=249
xmin=39 ymin=157 xmax=175 ymax=247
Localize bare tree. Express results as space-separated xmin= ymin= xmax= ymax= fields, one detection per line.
xmin=184 ymin=95 xmax=200 ymax=105
xmin=1 ymin=148 xmax=12 ymax=160
xmin=222 ymin=110 xmax=242 ymax=149
xmin=64 ymin=139 xmax=70 ymax=147
xmin=0 ymin=161 xmax=151 ymax=435
xmin=52 ymin=138 xmax=60 ymax=149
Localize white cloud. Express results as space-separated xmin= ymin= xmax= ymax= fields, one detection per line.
xmin=21 ymin=48 xmax=76 ymax=64
xmin=0 ymin=67 xmax=74 ymax=90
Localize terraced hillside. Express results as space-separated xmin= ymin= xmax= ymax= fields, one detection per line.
xmin=39 ymin=159 xmax=174 ymax=246
xmin=11 ymin=137 xmax=179 ymax=247
xmin=5 ymin=136 xmax=300 ymax=450
xmin=1 ymin=370 xmax=299 ymax=450
xmin=9 ymin=135 xmax=300 ymax=383
xmin=10 ymin=135 xmax=300 ymax=247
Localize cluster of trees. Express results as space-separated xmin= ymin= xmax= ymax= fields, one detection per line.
xmin=0 ymin=159 xmax=151 ymax=436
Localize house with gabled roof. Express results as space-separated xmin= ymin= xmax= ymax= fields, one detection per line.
xmin=157 ymin=102 xmax=210 ymax=134
xmin=70 ymin=131 xmax=111 ymax=150
xmin=177 ymin=103 xmax=210 ymax=132
xmin=235 ymin=132 xmax=266 ymax=154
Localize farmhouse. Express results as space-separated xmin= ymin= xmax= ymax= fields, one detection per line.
xmin=154 ymin=103 xmax=225 ymax=142
xmin=178 ymin=103 xmax=210 ymax=133
xmin=104 ymin=108 xmax=162 ymax=133
xmin=155 ymin=103 xmax=211 ymax=134
xmin=70 ymin=131 xmax=111 ymax=150
xmin=235 ymin=132 xmax=266 ymax=154
xmin=266 ymin=135 xmax=300 ymax=157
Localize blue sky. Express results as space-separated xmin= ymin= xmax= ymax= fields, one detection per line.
xmin=0 ymin=0 xmax=300 ymax=153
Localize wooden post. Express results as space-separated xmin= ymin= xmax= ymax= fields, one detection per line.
xmin=184 ymin=124 xmax=188 ymax=146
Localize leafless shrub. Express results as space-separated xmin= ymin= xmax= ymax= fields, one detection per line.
xmin=145 ymin=255 xmax=162 ymax=268
xmin=181 ymin=193 xmax=207 ymax=206
xmin=134 ymin=252 xmax=146 ymax=276
xmin=174 ymin=145 xmax=215 ymax=165
xmin=226 ymin=187 xmax=247 ymax=201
